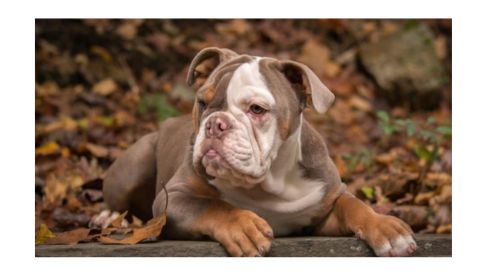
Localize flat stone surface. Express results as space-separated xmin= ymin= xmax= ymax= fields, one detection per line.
xmin=36 ymin=234 xmax=451 ymax=257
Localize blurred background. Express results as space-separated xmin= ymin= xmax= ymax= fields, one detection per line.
xmin=35 ymin=19 xmax=451 ymax=235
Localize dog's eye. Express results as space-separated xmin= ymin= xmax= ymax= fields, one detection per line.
xmin=249 ymin=104 xmax=267 ymax=115
xmin=198 ymin=100 xmax=207 ymax=110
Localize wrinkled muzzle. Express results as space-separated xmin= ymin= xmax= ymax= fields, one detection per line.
xmin=192 ymin=112 xmax=271 ymax=186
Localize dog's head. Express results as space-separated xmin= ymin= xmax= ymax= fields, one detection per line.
xmin=188 ymin=47 xmax=334 ymax=187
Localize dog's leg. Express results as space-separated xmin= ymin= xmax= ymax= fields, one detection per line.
xmin=103 ymin=132 xmax=158 ymax=220
xmin=153 ymin=179 xmax=273 ymax=257
xmin=315 ymin=191 xmax=417 ymax=257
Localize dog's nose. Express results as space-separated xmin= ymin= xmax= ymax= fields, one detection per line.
xmin=205 ymin=115 xmax=231 ymax=138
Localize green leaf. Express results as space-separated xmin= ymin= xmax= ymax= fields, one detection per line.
xmin=414 ymin=144 xmax=439 ymax=162
xmin=361 ymin=186 xmax=374 ymax=200
xmin=97 ymin=115 xmax=114 ymax=127
xmin=427 ymin=116 xmax=436 ymax=125
xmin=153 ymin=95 xmax=178 ymax=121
xmin=406 ymin=120 xmax=416 ymax=136
xmin=436 ymin=125 xmax=452 ymax=136
xmin=139 ymin=93 xmax=179 ymax=121
xmin=383 ymin=124 xmax=397 ymax=135
xmin=376 ymin=110 xmax=390 ymax=122
xmin=394 ymin=119 xmax=406 ymax=126
xmin=419 ymin=130 xmax=437 ymax=142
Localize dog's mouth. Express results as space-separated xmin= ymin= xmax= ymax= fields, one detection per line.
xmin=196 ymin=140 xmax=266 ymax=186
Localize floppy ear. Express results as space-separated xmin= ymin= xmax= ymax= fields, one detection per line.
xmin=280 ymin=60 xmax=335 ymax=113
xmin=187 ymin=47 xmax=238 ymax=89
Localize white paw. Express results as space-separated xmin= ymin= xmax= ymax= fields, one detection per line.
xmin=89 ymin=210 xmax=129 ymax=229
xmin=374 ymin=235 xmax=417 ymax=257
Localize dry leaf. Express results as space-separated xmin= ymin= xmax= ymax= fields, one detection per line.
xmin=36 ymin=81 xmax=59 ymax=96
xmin=390 ymin=206 xmax=429 ymax=229
xmin=348 ymin=96 xmax=372 ymax=112
xmin=45 ymin=228 xmax=91 ymax=245
xmin=98 ymin=213 xmax=166 ymax=245
xmin=43 ymin=174 xmax=68 ymax=205
xmin=117 ymin=22 xmax=137 ymax=40
xmin=35 ymin=224 xmax=55 ymax=245
xmin=92 ymin=78 xmax=117 ymax=95
xmin=216 ymin=19 xmax=251 ymax=35
xmin=414 ymin=192 xmax=435 ymax=205
xmin=111 ymin=211 xmax=128 ymax=228
xmin=436 ymin=224 xmax=452 ymax=234
xmin=334 ymin=154 xmax=348 ymax=178
xmin=130 ymin=215 xmax=144 ymax=228
xmin=297 ymin=40 xmax=340 ymax=78
xmin=85 ymin=143 xmax=109 ymax=158
xmin=36 ymin=141 xmax=60 ymax=156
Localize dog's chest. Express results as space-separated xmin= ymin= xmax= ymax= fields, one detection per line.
xmin=210 ymin=169 xmax=326 ymax=236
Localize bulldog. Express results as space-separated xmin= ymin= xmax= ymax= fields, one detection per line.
xmin=103 ymin=47 xmax=417 ymax=257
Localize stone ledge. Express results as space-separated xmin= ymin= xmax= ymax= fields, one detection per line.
xmin=35 ymin=234 xmax=451 ymax=257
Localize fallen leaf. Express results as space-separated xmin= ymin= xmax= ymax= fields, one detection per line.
xmin=361 ymin=186 xmax=374 ymax=200
xmin=297 ymin=40 xmax=340 ymax=78
xmin=36 ymin=81 xmax=59 ymax=96
xmin=117 ymin=22 xmax=138 ymax=40
xmin=130 ymin=215 xmax=144 ymax=228
xmin=434 ymin=35 xmax=447 ymax=60
xmin=216 ymin=19 xmax=251 ymax=35
xmin=334 ymin=154 xmax=348 ymax=177
xmin=390 ymin=205 xmax=429 ymax=230
xmin=85 ymin=143 xmax=109 ymax=158
xmin=424 ymin=172 xmax=452 ymax=187
xmin=433 ymin=184 xmax=452 ymax=204
xmin=45 ymin=228 xmax=91 ymax=245
xmin=36 ymin=141 xmax=60 ymax=156
xmin=111 ymin=211 xmax=128 ymax=228
xmin=90 ymin=46 xmax=112 ymax=62
xmin=35 ymin=224 xmax=55 ymax=245
xmin=436 ymin=224 xmax=451 ymax=234
xmin=98 ymin=213 xmax=166 ymax=245
xmin=43 ymin=174 xmax=68 ymax=205
xmin=414 ymin=192 xmax=435 ymax=205
xmin=348 ymin=95 xmax=372 ymax=112
xmin=92 ymin=78 xmax=117 ymax=96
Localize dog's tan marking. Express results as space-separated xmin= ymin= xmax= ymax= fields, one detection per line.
xmin=192 ymin=102 xmax=200 ymax=134
xmin=203 ymin=86 xmax=216 ymax=103
xmin=186 ymin=175 xmax=219 ymax=198
xmin=191 ymin=201 xmax=273 ymax=257
xmin=278 ymin=118 xmax=290 ymax=140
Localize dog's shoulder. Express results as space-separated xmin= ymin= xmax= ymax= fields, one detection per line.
xmin=299 ymin=119 xmax=341 ymax=186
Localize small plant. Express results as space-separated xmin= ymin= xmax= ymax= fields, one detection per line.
xmin=139 ymin=93 xmax=178 ymax=121
xmin=342 ymin=148 xmax=374 ymax=177
xmin=376 ymin=110 xmax=416 ymax=136
xmin=376 ymin=110 xmax=451 ymax=186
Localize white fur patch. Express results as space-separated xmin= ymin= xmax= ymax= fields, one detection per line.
xmin=374 ymin=235 xmax=417 ymax=257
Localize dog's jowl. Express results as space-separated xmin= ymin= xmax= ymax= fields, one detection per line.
xmin=103 ymin=47 xmax=417 ymax=257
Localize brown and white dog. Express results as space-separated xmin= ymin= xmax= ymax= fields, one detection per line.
xmin=103 ymin=47 xmax=417 ymax=257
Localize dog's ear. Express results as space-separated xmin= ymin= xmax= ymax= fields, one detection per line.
xmin=279 ymin=61 xmax=335 ymax=113
xmin=187 ymin=47 xmax=238 ymax=89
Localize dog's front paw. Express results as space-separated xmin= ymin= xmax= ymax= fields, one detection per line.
xmin=212 ymin=209 xmax=273 ymax=257
xmin=361 ymin=214 xmax=417 ymax=257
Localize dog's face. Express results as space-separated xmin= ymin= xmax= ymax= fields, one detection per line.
xmin=188 ymin=48 xmax=335 ymax=187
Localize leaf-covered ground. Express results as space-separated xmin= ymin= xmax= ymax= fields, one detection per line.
xmin=35 ymin=19 xmax=451 ymax=244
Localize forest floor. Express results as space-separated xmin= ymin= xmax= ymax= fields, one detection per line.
xmin=35 ymin=19 xmax=451 ymax=245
